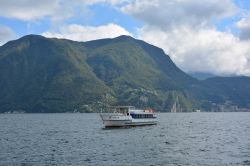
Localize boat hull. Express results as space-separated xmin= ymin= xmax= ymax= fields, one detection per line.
xmin=100 ymin=113 xmax=157 ymax=128
xmin=103 ymin=120 xmax=157 ymax=128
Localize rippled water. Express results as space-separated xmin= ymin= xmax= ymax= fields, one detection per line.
xmin=0 ymin=113 xmax=250 ymax=166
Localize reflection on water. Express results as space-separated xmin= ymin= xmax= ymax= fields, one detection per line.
xmin=0 ymin=113 xmax=250 ymax=166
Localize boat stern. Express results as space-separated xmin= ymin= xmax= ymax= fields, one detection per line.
xmin=100 ymin=113 xmax=132 ymax=127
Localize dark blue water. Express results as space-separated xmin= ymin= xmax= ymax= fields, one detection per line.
xmin=0 ymin=113 xmax=250 ymax=166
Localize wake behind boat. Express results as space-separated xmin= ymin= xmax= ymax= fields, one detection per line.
xmin=100 ymin=106 xmax=157 ymax=128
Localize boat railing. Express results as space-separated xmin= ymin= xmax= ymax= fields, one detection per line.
xmin=103 ymin=106 xmax=135 ymax=114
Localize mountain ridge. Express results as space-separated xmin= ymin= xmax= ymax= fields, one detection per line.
xmin=0 ymin=35 xmax=250 ymax=112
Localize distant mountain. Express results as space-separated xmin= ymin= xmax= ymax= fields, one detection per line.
xmin=202 ymin=77 xmax=250 ymax=110
xmin=189 ymin=72 xmax=217 ymax=80
xmin=187 ymin=76 xmax=250 ymax=111
xmin=0 ymin=35 xmax=250 ymax=112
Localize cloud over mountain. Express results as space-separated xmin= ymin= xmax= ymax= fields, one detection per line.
xmin=119 ymin=0 xmax=250 ymax=76
xmin=139 ymin=26 xmax=250 ymax=75
xmin=42 ymin=23 xmax=132 ymax=42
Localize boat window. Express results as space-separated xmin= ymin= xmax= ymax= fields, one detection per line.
xmin=130 ymin=113 xmax=157 ymax=119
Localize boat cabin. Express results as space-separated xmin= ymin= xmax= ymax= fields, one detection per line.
xmin=107 ymin=106 xmax=135 ymax=115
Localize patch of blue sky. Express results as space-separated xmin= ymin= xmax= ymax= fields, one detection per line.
xmin=215 ymin=16 xmax=241 ymax=34
xmin=65 ymin=3 xmax=143 ymax=35
xmin=26 ymin=17 xmax=51 ymax=35
xmin=0 ymin=17 xmax=50 ymax=37
xmin=0 ymin=17 xmax=27 ymax=36
xmin=234 ymin=0 xmax=250 ymax=10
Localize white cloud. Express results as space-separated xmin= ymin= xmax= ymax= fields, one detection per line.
xmin=122 ymin=0 xmax=236 ymax=29
xmin=83 ymin=0 xmax=129 ymax=6
xmin=42 ymin=23 xmax=132 ymax=41
xmin=0 ymin=25 xmax=16 ymax=46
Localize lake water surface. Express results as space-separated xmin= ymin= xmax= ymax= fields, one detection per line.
xmin=0 ymin=113 xmax=250 ymax=166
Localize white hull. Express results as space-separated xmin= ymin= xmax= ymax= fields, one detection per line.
xmin=100 ymin=113 xmax=157 ymax=127
xmin=103 ymin=120 xmax=157 ymax=127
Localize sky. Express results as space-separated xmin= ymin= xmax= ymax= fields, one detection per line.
xmin=0 ymin=0 xmax=250 ymax=76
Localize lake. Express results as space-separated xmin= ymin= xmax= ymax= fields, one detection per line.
xmin=0 ymin=113 xmax=250 ymax=166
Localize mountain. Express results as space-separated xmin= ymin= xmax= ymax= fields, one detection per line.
xmin=0 ymin=35 xmax=198 ymax=113
xmin=0 ymin=35 xmax=250 ymax=113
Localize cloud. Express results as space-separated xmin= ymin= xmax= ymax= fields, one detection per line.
xmin=83 ymin=0 xmax=129 ymax=6
xmin=42 ymin=23 xmax=132 ymax=41
xmin=0 ymin=0 xmax=61 ymax=21
xmin=122 ymin=0 xmax=236 ymax=29
xmin=0 ymin=25 xmax=16 ymax=46
xmin=237 ymin=17 xmax=250 ymax=41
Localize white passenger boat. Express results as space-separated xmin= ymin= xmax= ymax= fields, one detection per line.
xmin=100 ymin=106 xmax=157 ymax=128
